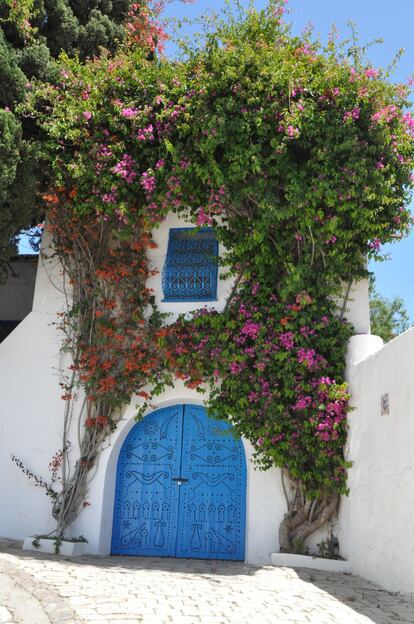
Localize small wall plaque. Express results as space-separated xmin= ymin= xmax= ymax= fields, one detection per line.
xmin=381 ymin=393 xmax=390 ymax=416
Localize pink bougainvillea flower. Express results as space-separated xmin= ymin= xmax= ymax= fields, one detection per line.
xmin=368 ymin=238 xmax=381 ymax=251
xmin=402 ymin=112 xmax=414 ymax=134
xmin=101 ymin=186 xmax=118 ymax=204
xmin=196 ymin=207 xmax=212 ymax=226
xmin=293 ymin=395 xmax=312 ymax=410
xmin=137 ymin=124 xmax=155 ymax=141
xmin=229 ymin=361 xmax=245 ymax=375
xmin=112 ymin=154 xmax=137 ymax=184
xmin=343 ymin=108 xmax=360 ymax=122
xmin=279 ymin=331 xmax=295 ymax=350
xmin=371 ymin=105 xmax=398 ymax=124
xmin=286 ymin=125 xmax=300 ymax=138
xmin=241 ymin=321 xmax=261 ymax=339
xmin=121 ymin=107 xmax=139 ymax=118
xmin=141 ymin=171 xmax=156 ymax=193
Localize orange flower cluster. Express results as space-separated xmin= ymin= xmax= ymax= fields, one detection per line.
xmin=49 ymin=202 xmax=177 ymax=430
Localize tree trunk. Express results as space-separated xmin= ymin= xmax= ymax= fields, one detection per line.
xmin=279 ymin=486 xmax=339 ymax=553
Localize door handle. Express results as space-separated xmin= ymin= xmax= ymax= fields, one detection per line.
xmin=172 ymin=477 xmax=189 ymax=485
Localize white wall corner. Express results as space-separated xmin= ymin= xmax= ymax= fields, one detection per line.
xmin=335 ymin=277 xmax=371 ymax=335
xmin=32 ymin=229 xmax=67 ymax=315
xmin=346 ymin=334 xmax=384 ymax=370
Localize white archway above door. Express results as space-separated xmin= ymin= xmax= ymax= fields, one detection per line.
xmin=70 ymin=383 xmax=285 ymax=565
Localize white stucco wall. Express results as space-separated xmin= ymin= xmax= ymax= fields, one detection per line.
xmin=339 ymin=330 xmax=414 ymax=595
xmin=67 ymin=385 xmax=285 ymax=565
xmin=0 ymin=219 xmax=285 ymax=565
xmin=0 ymin=237 xmax=66 ymax=539
xmin=334 ymin=277 xmax=371 ymax=335
xmin=0 ymin=214 xmax=387 ymax=575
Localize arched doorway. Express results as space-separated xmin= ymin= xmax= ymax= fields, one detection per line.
xmin=111 ymin=404 xmax=246 ymax=560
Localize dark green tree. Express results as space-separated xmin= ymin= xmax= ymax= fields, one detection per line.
xmin=0 ymin=0 xmax=132 ymax=279
xmin=369 ymin=275 xmax=411 ymax=342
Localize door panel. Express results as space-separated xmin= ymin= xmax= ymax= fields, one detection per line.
xmin=175 ymin=405 xmax=246 ymax=560
xmin=111 ymin=405 xmax=183 ymax=556
xmin=111 ymin=404 xmax=246 ymax=560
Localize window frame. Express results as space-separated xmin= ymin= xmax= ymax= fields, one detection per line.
xmin=161 ymin=227 xmax=219 ymax=303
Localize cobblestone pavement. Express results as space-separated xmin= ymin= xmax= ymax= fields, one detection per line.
xmin=0 ymin=542 xmax=413 ymax=624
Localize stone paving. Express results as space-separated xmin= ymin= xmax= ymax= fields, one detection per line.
xmin=0 ymin=542 xmax=413 ymax=624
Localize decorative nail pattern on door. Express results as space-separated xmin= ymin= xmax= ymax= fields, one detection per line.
xmin=176 ymin=405 xmax=246 ymax=560
xmin=111 ymin=404 xmax=246 ymax=560
xmin=111 ymin=405 xmax=183 ymax=556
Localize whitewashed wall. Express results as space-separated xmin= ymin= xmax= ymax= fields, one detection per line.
xmin=0 ymin=237 xmax=66 ymax=539
xmin=0 ymin=218 xmax=284 ymax=564
xmin=339 ymin=331 xmax=414 ymax=595
xmin=335 ymin=277 xmax=371 ymax=335
xmin=0 ymin=215 xmax=374 ymax=569
xmin=68 ymin=385 xmax=284 ymax=565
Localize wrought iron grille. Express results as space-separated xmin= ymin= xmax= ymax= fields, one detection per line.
xmin=162 ymin=228 xmax=219 ymax=302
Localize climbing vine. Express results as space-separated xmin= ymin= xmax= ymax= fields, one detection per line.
xmin=24 ymin=0 xmax=414 ymax=550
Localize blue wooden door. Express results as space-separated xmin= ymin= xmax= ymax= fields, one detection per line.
xmin=111 ymin=405 xmax=246 ymax=560
xmin=111 ymin=405 xmax=183 ymax=556
xmin=176 ymin=405 xmax=246 ymax=560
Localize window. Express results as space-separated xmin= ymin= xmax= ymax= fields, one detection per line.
xmin=162 ymin=228 xmax=219 ymax=302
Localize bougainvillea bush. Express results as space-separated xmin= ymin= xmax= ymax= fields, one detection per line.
xmin=25 ymin=0 xmax=414 ymax=551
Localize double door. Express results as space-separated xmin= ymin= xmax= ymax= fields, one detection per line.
xmin=111 ymin=404 xmax=246 ymax=560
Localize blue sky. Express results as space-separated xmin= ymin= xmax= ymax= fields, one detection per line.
xmin=161 ymin=0 xmax=414 ymax=318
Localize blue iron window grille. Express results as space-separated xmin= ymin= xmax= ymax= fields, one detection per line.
xmin=162 ymin=228 xmax=219 ymax=302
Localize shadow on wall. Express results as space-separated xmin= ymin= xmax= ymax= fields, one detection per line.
xmin=0 ymin=256 xmax=38 ymax=343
